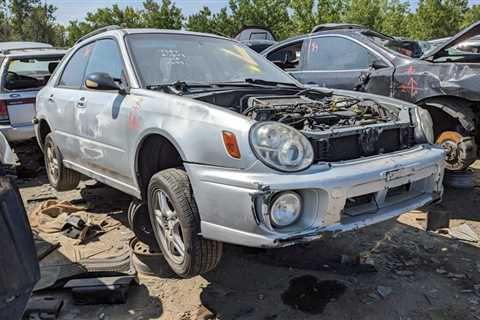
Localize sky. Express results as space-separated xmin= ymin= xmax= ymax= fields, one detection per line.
xmin=47 ymin=0 xmax=480 ymax=25
xmin=48 ymin=0 xmax=230 ymax=24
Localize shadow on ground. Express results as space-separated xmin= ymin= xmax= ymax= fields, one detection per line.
xmin=22 ymin=168 xmax=480 ymax=320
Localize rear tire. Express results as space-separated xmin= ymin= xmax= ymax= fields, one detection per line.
xmin=147 ymin=168 xmax=222 ymax=277
xmin=44 ymin=133 xmax=80 ymax=191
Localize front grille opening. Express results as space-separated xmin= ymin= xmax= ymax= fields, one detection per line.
xmin=311 ymin=127 xmax=414 ymax=163
xmin=386 ymin=183 xmax=411 ymax=199
xmin=343 ymin=192 xmax=377 ymax=217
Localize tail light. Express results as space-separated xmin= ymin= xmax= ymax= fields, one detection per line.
xmin=0 ymin=100 xmax=8 ymax=122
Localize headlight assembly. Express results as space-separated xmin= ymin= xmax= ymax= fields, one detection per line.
xmin=249 ymin=122 xmax=314 ymax=171
xmin=414 ymin=107 xmax=434 ymax=144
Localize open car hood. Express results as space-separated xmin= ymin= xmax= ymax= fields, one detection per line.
xmin=421 ymin=21 xmax=480 ymax=61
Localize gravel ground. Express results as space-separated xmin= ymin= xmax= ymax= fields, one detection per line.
xmin=18 ymin=163 xmax=480 ymax=320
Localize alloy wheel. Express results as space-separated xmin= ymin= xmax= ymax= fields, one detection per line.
xmin=152 ymin=190 xmax=185 ymax=264
xmin=46 ymin=143 xmax=60 ymax=184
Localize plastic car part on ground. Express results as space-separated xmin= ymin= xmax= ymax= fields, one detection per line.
xmin=0 ymin=176 xmax=39 ymax=320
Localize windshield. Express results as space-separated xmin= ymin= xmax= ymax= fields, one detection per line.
xmin=126 ymin=33 xmax=297 ymax=88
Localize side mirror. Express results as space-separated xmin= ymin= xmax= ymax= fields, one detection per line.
xmin=370 ymin=59 xmax=389 ymax=70
xmin=85 ymin=72 xmax=125 ymax=93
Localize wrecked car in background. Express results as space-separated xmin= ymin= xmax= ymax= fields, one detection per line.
xmin=0 ymin=42 xmax=65 ymax=170
xmin=35 ymin=26 xmax=444 ymax=277
xmin=234 ymin=26 xmax=277 ymax=52
xmin=263 ymin=22 xmax=480 ymax=171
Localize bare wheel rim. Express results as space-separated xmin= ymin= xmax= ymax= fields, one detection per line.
xmin=152 ymin=190 xmax=185 ymax=264
xmin=46 ymin=143 xmax=60 ymax=184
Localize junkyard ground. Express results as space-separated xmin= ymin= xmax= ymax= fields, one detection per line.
xmin=18 ymin=163 xmax=480 ymax=320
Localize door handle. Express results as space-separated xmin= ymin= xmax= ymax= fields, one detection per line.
xmin=76 ymin=97 xmax=86 ymax=108
xmin=48 ymin=94 xmax=54 ymax=103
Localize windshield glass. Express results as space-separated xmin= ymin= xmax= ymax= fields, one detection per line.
xmin=126 ymin=33 xmax=297 ymax=87
xmin=5 ymin=55 xmax=63 ymax=91
xmin=364 ymin=32 xmax=422 ymax=58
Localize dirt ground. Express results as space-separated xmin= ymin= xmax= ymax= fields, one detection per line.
xmin=18 ymin=163 xmax=480 ymax=320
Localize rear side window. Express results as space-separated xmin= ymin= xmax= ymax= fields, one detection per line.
xmin=303 ymin=36 xmax=373 ymax=71
xmin=5 ymin=56 xmax=63 ymax=91
xmin=58 ymin=43 xmax=94 ymax=88
xmin=84 ymin=39 xmax=126 ymax=85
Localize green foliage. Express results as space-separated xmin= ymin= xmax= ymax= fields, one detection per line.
xmin=289 ymin=0 xmax=347 ymax=34
xmin=142 ymin=0 xmax=183 ymax=29
xmin=408 ymin=0 xmax=468 ymax=40
xmin=462 ymin=4 xmax=480 ymax=29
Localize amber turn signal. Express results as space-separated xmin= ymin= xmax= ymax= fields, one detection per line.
xmin=222 ymin=131 xmax=241 ymax=159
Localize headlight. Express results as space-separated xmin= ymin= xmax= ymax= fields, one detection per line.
xmin=415 ymin=107 xmax=434 ymax=144
xmin=249 ymin=122 xmax=314 ymax=171
xmin=270 ymin=191 xmax=302 ymax=228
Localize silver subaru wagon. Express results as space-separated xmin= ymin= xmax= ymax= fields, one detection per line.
xmin=35 ymin=26 xmax=445 ymax=277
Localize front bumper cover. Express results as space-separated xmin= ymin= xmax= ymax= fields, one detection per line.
xmin=186 ymin=144 xmax=445 ymax=248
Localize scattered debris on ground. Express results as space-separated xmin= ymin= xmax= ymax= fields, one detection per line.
xmin=15 ymin=162 xmax=480 ymax=319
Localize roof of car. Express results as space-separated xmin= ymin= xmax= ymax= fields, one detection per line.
xmin=0 ymin=42 xmax=66 ymax=56
xmin=0 ymin=41 xmax=52 ymax=50
xmin=76 ymin=26 xmax=232 ymax=45
xmin=311 ymin=23 xmax=365 ymax=33
xmin=263 ymin=28 xmax=369 ymax=51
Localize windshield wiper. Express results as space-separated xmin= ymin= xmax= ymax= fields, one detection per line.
xmin=211 ymin=79 xmax=300 ymax=88
xmin=146 ymin=79 xmax=300 ymax=94
xmin=244 ymin=78 xmax=299 ymax=87
xmin=146 ymin=81 xmax=214 ymax=94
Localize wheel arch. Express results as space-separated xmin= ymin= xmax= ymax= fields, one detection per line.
xmin=416 ymin=95 xmax=478 ymax=136
xmin=134 ymin=131 xmax=185 ymax=200
xmin=37 ymin=118 xmax=52 ymax=152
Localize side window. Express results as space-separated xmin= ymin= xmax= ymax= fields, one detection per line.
xmin=84 ymin=39 xmax=126 ymax=85
xmin=303 ymin=37 xmax=374 ymax=71
xmin=266 ymin=41 xmax=304 ymax=70
xmin=58 ymin=43 xmax=94 ymax=88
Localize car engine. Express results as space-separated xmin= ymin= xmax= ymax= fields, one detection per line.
xmin=242 ymin=94 xmax=396 ymax=131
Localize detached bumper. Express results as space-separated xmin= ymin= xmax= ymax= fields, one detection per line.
xmin=186 ymin=145 xmax=445 ymax=248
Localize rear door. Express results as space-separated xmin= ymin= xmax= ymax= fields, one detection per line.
xmin=48 ymin=43 xmax=94 ymax=161
xmin=293 ymin=35 xmax=376 ymax=90
xmin=0 ymin=55 xmax=63 ymax=133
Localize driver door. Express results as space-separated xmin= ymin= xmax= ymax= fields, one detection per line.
xmin=72 ymin=38 xmax=133 ymax=186
xmin=293 ymin=36 xmax=375 ymax=90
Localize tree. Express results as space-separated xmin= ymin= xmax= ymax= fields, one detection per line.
xmin=343 ymin=0 xmax=383 ymax=30
xmin=8 ymin=0 xmax=60 ymax=44
xmin=228 ymin=0 xmax=291 ymax=39
xmin=462 ymin=4 xmax=480 ymax=29
xmin=407 ymin=0 xmax=468 ymax=39
xmin=142 ymin=0 xmax=183 ymax=29
xmin=0 ymin=0 xmax=10 ymax=40
xmin=185 ymin=6 xmax=214 ymax=33
xmin=378 ymin=0 xmax=410 ymax=36
xmin=83 ymin=4 xmax=143 ymax=29
xmin=290 ymin=0 xmax=347 ymax=34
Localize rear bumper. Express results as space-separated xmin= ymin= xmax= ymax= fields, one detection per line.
xmin=0 ymin=124 xmax=34 ymax=143
xmin=186 ymin=144 xmax=445 ymax=248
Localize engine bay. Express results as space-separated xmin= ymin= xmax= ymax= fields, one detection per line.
xmin=194 ymin=88 xmax=398 ymax=132
xmin=241 ymin=94 xmax=396 ymax=131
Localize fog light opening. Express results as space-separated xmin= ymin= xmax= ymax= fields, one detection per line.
xmin=270 ymin=191 xmax=302 ymax=228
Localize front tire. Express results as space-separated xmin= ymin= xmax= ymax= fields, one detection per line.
xmin=44 ymin=133 xmax=80 ymax=191
xmin=147 ymin=168 xmax=222 ymax=277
